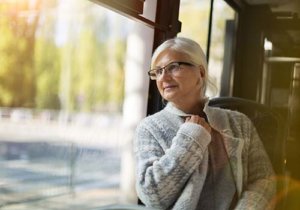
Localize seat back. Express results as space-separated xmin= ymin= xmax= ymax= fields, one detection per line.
xmin=208 ymin=97 xmax=286 ymax=175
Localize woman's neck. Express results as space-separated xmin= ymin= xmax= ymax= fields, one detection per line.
xmin=172 ymin=98 xmax=206 ymax=115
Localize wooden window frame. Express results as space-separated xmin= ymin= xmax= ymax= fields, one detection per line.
xmin=91 ymin=0 xmax=145 ymax=15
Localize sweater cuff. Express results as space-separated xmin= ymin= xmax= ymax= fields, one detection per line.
xmin=178 ymin=122 xmax=211 ymax=150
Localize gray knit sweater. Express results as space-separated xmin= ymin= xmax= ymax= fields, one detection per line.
xmin=134 ymin=102 xmax=276 ymax=210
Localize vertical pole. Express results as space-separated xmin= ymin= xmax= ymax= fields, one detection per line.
xmin=206 ymin=0 xmax=214 ymax=63
xmin=69 ymin=142 xmax=77 ymax=195
xmin=120 ymin=0 xmax=157 ymax=204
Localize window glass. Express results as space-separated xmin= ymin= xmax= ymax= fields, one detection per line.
xmin=179 ymin=0 xmax=210 ymax=54
xmin=208 ymin=0 xmax=236 ymax=96
xmin=179 ymin=0 xmax=236 ymax=96
xmin=0 ymin=0 xmax=152 ymax=208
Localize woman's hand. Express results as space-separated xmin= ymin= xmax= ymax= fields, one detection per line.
xmin=185 ymin=115 xmax=211 ymax=134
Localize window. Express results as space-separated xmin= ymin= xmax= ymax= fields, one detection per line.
xmin=179 ymin=0 xmax=210 ymax=54
xmin=208 ymin=0 xmax=236 ymax=96
xmin=179 ymin=0 xmax=237 ymax=97
xmin=0 ymin=0 xmax=153 ymax=208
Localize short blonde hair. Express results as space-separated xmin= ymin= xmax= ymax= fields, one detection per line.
xmin=151 ymin=37 xmax=209 ymax=95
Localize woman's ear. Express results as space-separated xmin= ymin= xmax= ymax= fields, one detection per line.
xmin=199 ymin=65 xmax=205 ymax=78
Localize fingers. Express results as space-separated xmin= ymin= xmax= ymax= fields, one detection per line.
xmin=185 ymin=115 xmax=211 ymax=134
xmin=185 ymin=115 xmax=205 ymax=124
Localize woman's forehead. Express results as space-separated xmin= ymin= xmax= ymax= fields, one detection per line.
xmin=154 ymin=49 xmax=189 ymax=66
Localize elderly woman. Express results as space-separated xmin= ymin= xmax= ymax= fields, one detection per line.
xmin=134 ymin=37 xmax=275 ymax=210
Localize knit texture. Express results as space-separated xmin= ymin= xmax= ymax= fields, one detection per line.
xmin=134 ymin=102 xmax=276 ymax=210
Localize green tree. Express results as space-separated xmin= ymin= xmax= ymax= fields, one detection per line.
xmin=0 ymin=0 xmax=41 ymax=107
xmin=61 ymin=1 xmax=126 ymax=113
xmin=72 ymin=29 xmax=103 ymax=111
xmin=108 ymin=39 xmax=125 ymax=109
xmin=34 ymin=0 xmax=61 ymax=109
xmin=35 ymin=38 xmax=61 ymax=109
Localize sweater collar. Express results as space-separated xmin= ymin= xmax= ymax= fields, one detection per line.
xmin=164 ymin=99 xmax=231 ymax=133
xmin=164 ymin=98 xmax=209 ymax=117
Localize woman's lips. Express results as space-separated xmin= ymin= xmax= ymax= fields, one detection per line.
xmin=163 ymin=85 xmax=177 ymax=91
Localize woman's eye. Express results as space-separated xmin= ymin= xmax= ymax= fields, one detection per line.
xmin=167 ymin=64 xmax=178 ymax=71
xmin=156 ymin=69 xmax=163 ymax=75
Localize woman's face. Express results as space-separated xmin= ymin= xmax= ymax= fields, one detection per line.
xmin=154 ymin=49 xmax=205 ymax=105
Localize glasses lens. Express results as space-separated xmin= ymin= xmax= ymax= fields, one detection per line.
xmin=166 ymin=63 xmax=180 ymax=73
xmin=148 ymin=62 xmax=182 ymax=80
xmin=156 ymin=68 xmax=163 ymax=76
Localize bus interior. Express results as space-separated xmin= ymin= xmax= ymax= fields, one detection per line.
xmin=0 ymin=0 xmax=299 ymax=209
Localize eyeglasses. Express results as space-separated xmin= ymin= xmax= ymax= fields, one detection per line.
xmin=148 ymin=61 xmax=195 ymax=80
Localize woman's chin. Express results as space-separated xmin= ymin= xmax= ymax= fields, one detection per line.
xmin=163 ymin=93 xmax=176 ymax=102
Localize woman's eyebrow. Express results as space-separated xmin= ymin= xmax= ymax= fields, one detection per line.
xmin=154 ymin=61 xmax=178 ymax=68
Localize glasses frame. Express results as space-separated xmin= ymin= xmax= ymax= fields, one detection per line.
xmin=148 ymin=61 xmax=195 ymax=80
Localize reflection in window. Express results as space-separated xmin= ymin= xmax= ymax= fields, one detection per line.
xmin=0 ymin=0 xmax=138 ymax=208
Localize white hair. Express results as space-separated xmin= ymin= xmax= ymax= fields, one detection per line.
xmin=151 ymin=37 xmax=209 ymax=95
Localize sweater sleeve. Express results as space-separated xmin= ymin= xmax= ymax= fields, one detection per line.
xmin=235 ymin=119 xmax=276 ymax=210
xmin=135 ymin=120 xmax=211 ymax=209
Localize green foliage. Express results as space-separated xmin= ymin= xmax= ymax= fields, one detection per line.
xmin=0 ymin=2 xmax=38 ymax=108
xmin=59 ymin=3 xmax=126 ymax=113
xmin=179 ymin=3 xmax=210 ymax=53
xmin=72 ymin=29 xmax=107 ymax=112
xmin=67 ymin=31 xmax=126 ymax=112
xmin=34 ymin=38 xmax=61 ymax=109
xmin=109 ymin=39 xmax=125 ymax=107
xmin=0 ymin=0 xmax=127 ymax=112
